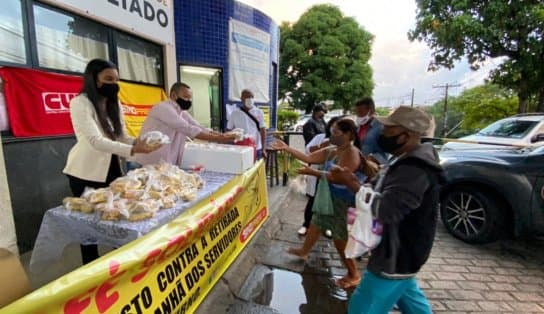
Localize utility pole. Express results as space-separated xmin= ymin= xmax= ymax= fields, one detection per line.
xmin=410 ymin=88 xmax=415 ymax=107
xmin=433 ymin=83 xmax=461 ymax=136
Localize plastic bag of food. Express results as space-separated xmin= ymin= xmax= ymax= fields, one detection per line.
xmin=84 ymin=188 xmax=114 ymax=204
xmin=110 ymin=177 xmax=142 ymax=193
xmin=122 ymin=189 xmax=145 ymax=200
xmin=128 ymin=199 xmax=160 ymax=221
xmin=160 ymin=194 xmax=177 ymax=209
xmin=345 ymin=185 xmax=383 ymax=259
xmin=229 ymin=128 xmax=245 ymax=141
xmin=96 ymin=198 xmax=129 ymax=221
xmin=142 ymin=131 xmax=170 ymax=148
xmin=62 ymin=197 xmax=93 ymax=213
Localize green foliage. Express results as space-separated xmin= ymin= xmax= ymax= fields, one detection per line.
xmin=375 ymin=107 xmax=390 ymax=117
xmin=277 ymin=109 xmax=299 ymax=131
xmin=409 ymin=0 xmax=544 ymax=112
xmin=454 ymin=85 xmax=518 ymax=131
xmin=427 ymin=84 xmax=518 ymax=137
xmin=279 ymin=4 xmax=374 ymax=113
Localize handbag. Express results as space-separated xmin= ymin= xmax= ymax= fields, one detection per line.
xmin=344 ymin=166 xmax=390 ymax=258
xmin=311 ymin=172 xmax=334 ymax=216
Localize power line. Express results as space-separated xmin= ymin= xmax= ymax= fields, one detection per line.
xmin=433 ymin=83 xmax=462 ymax=136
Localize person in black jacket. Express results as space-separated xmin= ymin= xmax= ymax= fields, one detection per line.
xmin=302 ymin=104 xmax=327 ymax=145
xmin=330 ymin=106 xmax=443 ymax=314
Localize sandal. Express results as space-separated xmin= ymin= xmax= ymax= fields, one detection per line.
xmin=335 ymin=277 xmax=361 ymax=289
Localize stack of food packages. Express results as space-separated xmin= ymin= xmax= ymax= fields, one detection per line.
xmin=62 ymin=163 xmax=205 ymax=221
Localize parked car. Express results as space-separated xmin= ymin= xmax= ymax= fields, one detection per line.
xmin=290 ymin=114 xmax=311 ymax=132
xmin=441 ymin=113 xmax=544 ymax=151
xmin=439 ymin=146 xmax=544 ymax=243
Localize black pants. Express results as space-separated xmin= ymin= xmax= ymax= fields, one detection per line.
xmin=303 ymin=195 xmax=315 ymax=228
xmin=67 ymin=155 xmax=122 ymax=264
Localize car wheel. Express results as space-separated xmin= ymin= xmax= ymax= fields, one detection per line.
xmin=440 ymin=188 xmax=505 ymax=244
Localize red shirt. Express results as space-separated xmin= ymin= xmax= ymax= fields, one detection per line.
xmin=357 ymin=122 xmax=371 ymax=141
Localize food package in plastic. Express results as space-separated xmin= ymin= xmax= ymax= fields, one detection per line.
xmin=142 ymin=130 xmax=170 ymax=148
xmin=62 ymin=197 xmax=93 ymax=213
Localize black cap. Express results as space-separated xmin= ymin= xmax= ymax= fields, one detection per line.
xmin=312 ymin=104 xmax=328 ymax=113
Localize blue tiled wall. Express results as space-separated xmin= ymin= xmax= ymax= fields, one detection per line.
xmin=174 ymin=0 xmax=280 ymax=129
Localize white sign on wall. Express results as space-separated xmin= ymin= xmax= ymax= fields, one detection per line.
xmin=228 ymin=19 xmax=271 ymax=103
xmin=43 ymin=0 xmax=174 ymax=45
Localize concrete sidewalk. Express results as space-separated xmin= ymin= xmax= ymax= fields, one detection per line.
xmin=196 ymin=177 xmax=362 ymax=314
xmin=198 ymin=176 xmax=544 ymax=314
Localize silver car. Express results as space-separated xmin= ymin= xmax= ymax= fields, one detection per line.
xmin=441 ymin=113 xmax=544 ymax=151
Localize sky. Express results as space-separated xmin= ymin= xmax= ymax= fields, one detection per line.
xmin=238 ymin=0 xmax=501 ymax=107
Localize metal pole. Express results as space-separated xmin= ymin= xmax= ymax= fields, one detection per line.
xmin=282 ymin=132 xmax=290 ymax=186
xmin=443 ymin=83 xmax=449 ymax=136
xmin=433 ymin=83 xmax=461 ymax=137
xmin=410 ymin=88 xmax=415 ymax=107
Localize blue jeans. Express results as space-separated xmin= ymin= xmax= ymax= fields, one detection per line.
xmin=348 ymin=271 xmax=432 ymax=314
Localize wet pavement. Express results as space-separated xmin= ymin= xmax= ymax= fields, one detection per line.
xmin=199 ymin=167 xmax=544 ymax=313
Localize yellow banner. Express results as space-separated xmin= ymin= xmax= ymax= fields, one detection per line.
xmin=259 ymin=105 xmax=270 ymax=129
xmin=118 ymin=82 xmax=167 ymax=137
xmin=2 ymin=162 xmax=268 ymax=314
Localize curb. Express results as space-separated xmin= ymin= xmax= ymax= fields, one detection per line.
xmin=195 ymin=183 xmax=296 ymax=313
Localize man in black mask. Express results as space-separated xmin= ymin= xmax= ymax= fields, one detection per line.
xmin=133 ymin=82 xmax=237 ymax=166
xmin=330 ymin=106 xmax=443 ymax=314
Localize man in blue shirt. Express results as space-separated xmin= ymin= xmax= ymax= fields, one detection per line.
xmin=353 ymin=97 xmax=386 ymax=164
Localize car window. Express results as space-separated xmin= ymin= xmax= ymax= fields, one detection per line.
xmin=478 ymin=119 xmax=538 ymax=139
xmin=535 ymin=123 xmax=544 ymax=134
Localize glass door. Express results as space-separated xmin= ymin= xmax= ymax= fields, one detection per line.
xmin=179 ymin=65 xmax=222 ymax=130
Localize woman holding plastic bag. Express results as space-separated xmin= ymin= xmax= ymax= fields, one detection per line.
xmin=63 ymin=59 xmax=162 ymax=264
xmin=272 ymin=118 xmax=365 ymax=289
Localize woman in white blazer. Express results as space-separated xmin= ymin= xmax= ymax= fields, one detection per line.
xmin=63 ymin=59 xmax=159 ymax=263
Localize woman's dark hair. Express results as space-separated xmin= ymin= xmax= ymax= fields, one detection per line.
xmin=81 ymin=59 xmax=121 ymax=139
xmin=325 ymin=115 xmax=344 ymax=138
xmin=334 ymin=117 xmax=361 ymax=148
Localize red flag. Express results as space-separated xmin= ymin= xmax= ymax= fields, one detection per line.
xmin=0 ymin=67 xmax=83 ymax=137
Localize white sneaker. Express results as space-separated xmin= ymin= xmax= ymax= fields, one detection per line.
xmin=325 ymin=229 xmax=332 ymax=238
xmin=297 ymin=226 xmax=308 ymax=235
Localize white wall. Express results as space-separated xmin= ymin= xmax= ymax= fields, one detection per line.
xmin=0 ymin=131 xmax=18 ymax=256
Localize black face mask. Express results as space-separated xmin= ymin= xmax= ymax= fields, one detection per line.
xmin=97 ymin=83 xmax=119 ymax=99
xmin=329 ymin=134 xmax=346 ymax=146
xmin=377 ymin=132 xmax=406 ymax=154
xmin=176 ymin=98 xmax=192 ymax=110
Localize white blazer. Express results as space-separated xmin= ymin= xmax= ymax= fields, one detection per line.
xmin=63 ymin=94 xmax=134 ymax=182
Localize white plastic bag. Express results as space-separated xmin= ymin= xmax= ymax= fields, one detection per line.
xmin=142 ymin=130 xmax=170 ymax=148
xmin=345 ymin=184 xmax=383 ymax=259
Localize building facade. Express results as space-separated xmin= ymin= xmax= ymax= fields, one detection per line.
xmin=175 ymin=0 xmax=279 ymax=130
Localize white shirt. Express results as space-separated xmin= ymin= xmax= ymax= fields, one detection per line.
xmin=305 ymin=133 xmax=327 ymax=196
xmin=227 ymin=106 xmax=265 ymax=150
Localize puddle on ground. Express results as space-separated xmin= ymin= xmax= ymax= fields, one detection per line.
xmin=243 ymin=266 xmax=350 ymax=314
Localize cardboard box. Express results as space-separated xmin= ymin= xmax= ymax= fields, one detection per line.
xmin=181 ymin=143 xmax=254 ymax=174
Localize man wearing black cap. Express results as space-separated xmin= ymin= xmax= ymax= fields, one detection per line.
xmin=302 ymin=103 xmax=327 ymax=145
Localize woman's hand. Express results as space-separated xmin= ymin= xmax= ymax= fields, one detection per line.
xmin=330 ymin=165 xmax=361 ymax=193
xmin=271 ymin=139 xmax=288 ymax=151
xmin=296 ymin=165 xmax=317 ymax=176
xmin=360 ymin=152 xmax=380 ymax=179
xmin=132 ymin=137 xmax=161 ymax=155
